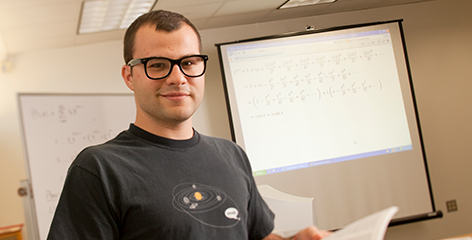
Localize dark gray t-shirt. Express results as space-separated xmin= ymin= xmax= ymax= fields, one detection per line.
xmin=47 ymin=124 xmax=274 ymax=240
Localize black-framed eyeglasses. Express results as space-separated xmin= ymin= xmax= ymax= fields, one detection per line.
xmin=127 ymin=55 xmax=209 ymax=80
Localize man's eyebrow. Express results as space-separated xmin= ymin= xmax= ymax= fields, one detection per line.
xmin=146 ymin=54 xmax=203 ymax=60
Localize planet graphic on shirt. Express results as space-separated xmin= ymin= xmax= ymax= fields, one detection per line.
xmin=172 ymin=183 xmax=241 ymax=228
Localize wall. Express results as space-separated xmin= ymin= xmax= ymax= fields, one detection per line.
xmin=0 ymin=0 xmax=470 ymax=239
xmin=0 ymin=40 xmax=127 ymax=239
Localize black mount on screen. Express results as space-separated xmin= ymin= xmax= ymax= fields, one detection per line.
xmin=389 ymin=210 xmax=443 ymax=227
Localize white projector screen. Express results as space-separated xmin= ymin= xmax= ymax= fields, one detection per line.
xmin=216 ymin=20 xmax=438 ymax=230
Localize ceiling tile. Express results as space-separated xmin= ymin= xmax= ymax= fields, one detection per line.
xmin=318 ymin=0 xmax=383 ymax=14
xmin=74 ymin=29 xmax=126 ymax=45
xmin=203 ymin=10 xmax=271 ymax=29
xmin=214 ymin=0 xmax=286 ymax=16
xmin=4 ymin=21 xmax=77 ymax=39
xmin=155 ymin=2 xmax=224 ymax=20
xmin=0 ymin=2 xmax=81 ymax=29
xmin=2 ymin=21 xmax=78 ymax=55
xmin=0 ymin=0 xmax=79 ymax=11
xmin=155 ymin=0 xmax=226 ymax=8
xmin=263 ymin=4 xmax=332 ymax=22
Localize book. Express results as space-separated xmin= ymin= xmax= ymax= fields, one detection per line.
xmin=0 ymin=223 xmax=23 ymax=235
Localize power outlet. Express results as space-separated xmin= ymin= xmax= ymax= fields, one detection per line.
xmin=446 ymin=199 xmax=458 ymax=212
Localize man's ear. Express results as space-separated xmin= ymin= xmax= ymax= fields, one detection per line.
xmin=122 ymin=64 xmax=135 ymax=91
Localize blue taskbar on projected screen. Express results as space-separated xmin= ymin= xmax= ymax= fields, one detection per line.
xmin=252 ymin=144 xmax=413 ymax=177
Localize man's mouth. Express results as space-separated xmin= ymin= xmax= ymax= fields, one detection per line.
xmin=161 ymin=92 xmax=190 ymax=101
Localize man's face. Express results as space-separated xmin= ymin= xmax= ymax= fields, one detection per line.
xmin=122 ymin=24 xmax=204 ymax=129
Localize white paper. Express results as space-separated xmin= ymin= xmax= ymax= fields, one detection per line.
xmin=323 ymin=206 xmax=399 ymax=240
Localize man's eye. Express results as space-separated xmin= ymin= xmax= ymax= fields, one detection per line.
xmin=148 ymin=62 xmax=168 ymax=69
xmin=149 ymin=63 xmax=165 ymax=68
xmin=181 ymin=60 xmax=194 ymax=66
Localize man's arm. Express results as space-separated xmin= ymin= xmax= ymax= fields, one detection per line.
xmin=48 ymin=164 xmax=119 ymax=239
xmin=262 ymin=226 xmax=331 ymax=240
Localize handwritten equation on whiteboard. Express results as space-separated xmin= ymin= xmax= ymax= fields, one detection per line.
xmin=29 ymin=104 xmax=84 ymax=123
xmin=19 ymin=94 xmax=136 ymax=240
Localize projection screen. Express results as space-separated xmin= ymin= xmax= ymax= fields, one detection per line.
xmin=216 ymin=20 xmax=438 ymax=231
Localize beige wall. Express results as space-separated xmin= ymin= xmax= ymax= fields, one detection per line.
xmin=1 ymin=0 xmax=471 ymax=239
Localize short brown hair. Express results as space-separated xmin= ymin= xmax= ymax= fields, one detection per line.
xmin=123 ymin=10 xmax=202 ymax=63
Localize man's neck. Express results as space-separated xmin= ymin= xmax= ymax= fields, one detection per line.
xmin=134 ymin=117 xmax=194 ymax=140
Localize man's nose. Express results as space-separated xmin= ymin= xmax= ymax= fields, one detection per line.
xmin=165 ymin=64 xmax=187 ymax=85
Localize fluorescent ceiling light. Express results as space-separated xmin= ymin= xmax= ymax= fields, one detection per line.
xmin=279 ymin=0 xmax=336 ymax=9
xmin=78 ymin=0 xmax=157 ymax=34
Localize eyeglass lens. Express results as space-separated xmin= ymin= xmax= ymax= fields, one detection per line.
xmin=145 ymin=56 xmax=206 ymax=79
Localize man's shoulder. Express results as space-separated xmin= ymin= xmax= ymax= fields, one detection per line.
xmin=196 ymin=132 xmax=248 ymax=160
xmin=82 ymin=130 xmax=132 ymax=151
xmin=72 ymin=130 xmax=134 ymax=165
xmin=198 ymin=133 xmax=239 ymax=148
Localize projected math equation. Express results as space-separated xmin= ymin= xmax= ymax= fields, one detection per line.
xmin=230 ymin=45 xmax=392 ymax=115
xmin=246 ymin=76 xmax=383 ymax=109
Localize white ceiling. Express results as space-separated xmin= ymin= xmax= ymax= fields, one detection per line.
xmin=0 ymin=0 xmax=436 ymax=59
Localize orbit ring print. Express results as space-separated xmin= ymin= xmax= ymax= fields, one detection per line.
xmin=172 ymin=183 xmax=241 ymax=228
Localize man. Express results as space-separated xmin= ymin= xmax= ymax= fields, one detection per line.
xmin=47 ymin=10 xmax=330 ymax=240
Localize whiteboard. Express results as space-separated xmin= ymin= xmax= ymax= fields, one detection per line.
xmin=18 ymin=94 xmax=136 ymax=240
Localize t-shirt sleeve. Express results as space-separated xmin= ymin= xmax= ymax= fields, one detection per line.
xmin=47 ymin=164 xmax=119 ymax=240
xmin=233 ymin=141 xmax=274 ymax=240
xmin=246 ymin=177 xmax=275 ymax=240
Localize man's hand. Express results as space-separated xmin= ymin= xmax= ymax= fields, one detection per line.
xmin=293 ymin=226 xmax=331 ymax=240
xmin=263 ymin=226 xmax=331 ymax=240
